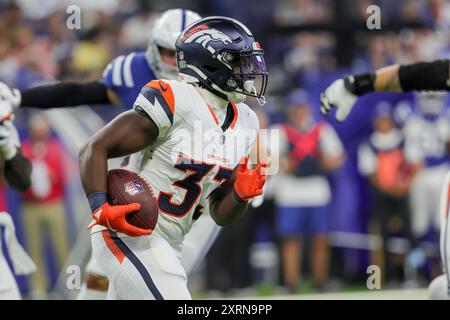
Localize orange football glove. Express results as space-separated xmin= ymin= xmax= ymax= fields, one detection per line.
xmin=87 ymin=202 xmax=151 ymax=237
xmin=233 ymin=156 xmax=267 ymax=201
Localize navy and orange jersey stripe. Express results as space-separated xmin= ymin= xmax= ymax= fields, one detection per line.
xmin=229 ymin=101 xmax=239 ymax=129
xmin=207 ymin=104 xmax=219 ymax=125
xmin=140 ymin=80 xmax=175 ymax=125
xmin=220 ymin=101 xmax=239 ymax=131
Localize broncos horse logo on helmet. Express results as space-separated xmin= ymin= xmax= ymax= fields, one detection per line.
xmin=176 ymin=16 xmax=268 ymax=105
xmin=182 ymin=25 xmax=232 ymax=49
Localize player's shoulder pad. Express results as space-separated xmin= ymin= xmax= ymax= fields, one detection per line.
xmin=139 ymin=80 xmax=176 ymax=125
xmin=103 ymin=53 xmax=139 ymax=88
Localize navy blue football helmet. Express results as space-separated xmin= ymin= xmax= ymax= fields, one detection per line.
xmin=175 ymin=16 xmax=268 ymax=104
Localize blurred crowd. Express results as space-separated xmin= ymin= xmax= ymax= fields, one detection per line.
xmin=1 ymin=0 xmax=450 ymax=298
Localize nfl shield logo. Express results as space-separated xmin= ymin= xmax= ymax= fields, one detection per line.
xmin=124 ymin=180 xmax=144 ymax=196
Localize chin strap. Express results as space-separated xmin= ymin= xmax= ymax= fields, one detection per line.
xmin=182 ymin=70 xmax=259 ymax=104
xmin=249 ymin=85 xmax=266 ymax=106
xmin=198 ymin=81 xmax=229 ymax=101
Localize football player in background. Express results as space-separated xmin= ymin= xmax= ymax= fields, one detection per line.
xmin=79 ymin=16 xmax=267 ymax=299
xmin=403 ymin=93 xmax=450 ymax=241
xmin=0 ymin=100 xmax=35 ymax=299
xmin=0 ymin=9 xmax=209 ymax=300
xmin=428 ymin=170 xmax=450 ymax=299
xmin=320 ymin=59 xmax=450 ymax=299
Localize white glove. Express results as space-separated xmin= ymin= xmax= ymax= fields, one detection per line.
xmin=0 ymin=96 xmax=14 ymax=123
xmin=0 ymin=81 xmax=21 ymax=109
xmin=0 ymin=212 xmax=36 ymax=275
xmin=320 ymin=79 xmax=357 ymax=121
xmin=0 ymin=118 xmax=18 ymax=160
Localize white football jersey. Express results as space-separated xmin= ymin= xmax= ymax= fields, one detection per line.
xmin=132 ymin=79 xmax=259 ymax=252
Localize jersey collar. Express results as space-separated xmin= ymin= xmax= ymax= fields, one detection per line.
xmin=221 ymin=101 xmax=238 ymax=131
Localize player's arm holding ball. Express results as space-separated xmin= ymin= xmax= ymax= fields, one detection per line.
xmin=321 ymin=59 xmax=450 ymax=121
xmin=209 ymin=156 xmax=266 ymax=226
xmin=79 ymin=109 xmax=158 ymax=236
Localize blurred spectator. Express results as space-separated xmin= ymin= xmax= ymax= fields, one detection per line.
xmin=21 ymin=114 xmax=69 ymax=299
xmin=273 ymin=89 xmax=344 ymax=292
xmin=274 ymin=0 xmax=334 ymax=25
xmin=358 ymin=102 xmax=420 ymax=283
xmin=404 ymin=93 xmax=450 ymax=239
xmin=121 ymin=2 xmax=157 ymax=49
xmin=13 ymin=0 xmax=60 ymax=21
xmin=71 ymin=27 xmax=114 ymax=78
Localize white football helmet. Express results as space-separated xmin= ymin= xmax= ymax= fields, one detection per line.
xmin=146 ymin=9 xmax=201 ymax=79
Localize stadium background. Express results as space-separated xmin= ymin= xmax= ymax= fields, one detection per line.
xmin=0 ymin=0 xmax=449 ymax=299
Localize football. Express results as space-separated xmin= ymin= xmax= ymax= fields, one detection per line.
xmin=107 ymin=169 xmax=158 ymax=231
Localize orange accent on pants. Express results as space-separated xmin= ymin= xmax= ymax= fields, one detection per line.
xmin=101 ymin=230 xmax=125 ymax=264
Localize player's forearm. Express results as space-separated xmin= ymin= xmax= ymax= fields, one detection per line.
xmin=20 ymin=81 xmax=110 ymax=108
xmin=79 ymin=111 xmax=159 ymax=206
xmin=375 ymin=60 xmax=450 ymax=92
xmin=79 ymin=138 xmax=108 ymax=197
xmin=209 ymin=192 xmax=248 ymax=226
xmin=4 ymin=149 xmax=32 ymax=191
xmin=373 ymin=64 xmax=402 ymax=92
xmin=349 ymin=59 xmax=450 ymax=96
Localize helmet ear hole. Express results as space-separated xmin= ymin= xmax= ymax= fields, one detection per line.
xmin=227 ymin=79 xmax=238 ymax=89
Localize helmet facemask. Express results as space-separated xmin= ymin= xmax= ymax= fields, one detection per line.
xmin=146 ymin=39 xmax=179 ymax=79
xmin=157 ymin=45 xmax=179 ymax=78
xmin=221 ymin=49 xmax=268 ymax=106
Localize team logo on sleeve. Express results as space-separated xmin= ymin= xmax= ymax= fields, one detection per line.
xmin=124 ymin=180 xmax=144 ymax=196
xmin=181 ymin=25 xmax=232 ymax=48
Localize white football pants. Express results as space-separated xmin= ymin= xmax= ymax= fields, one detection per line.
xmin=91 ymin=230 xmax=191 ymax=300
xmin=410 ymin=164 xmax=449 ymax=237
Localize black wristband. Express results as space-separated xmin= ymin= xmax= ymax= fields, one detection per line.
xmin=399 ymin=60 xmax=450 ymax=92
xmin=343 ymin=72 xmax=376 ymax=96
xmin=87 ymin=192 xmax=107 ymax=212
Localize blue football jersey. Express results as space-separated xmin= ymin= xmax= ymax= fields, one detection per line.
xmin=102 ymin=52 xmax=157 ymax=108
xmin=404 ymin=112 xmax=450 ymax=167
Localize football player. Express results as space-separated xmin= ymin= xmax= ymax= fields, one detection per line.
xmin=0 ymin=9 xmax=208 ymax=299
xmin=0 ymin=100 xmax=35 ymax=299
xmin=429 ymin=170 xmax=450 ymax=299
xmin=320 ymin=59 xmax=450 ymax=299
xmin=320 ymin=60 xmax=450 ymax=121
xmin=79 ymin=16 xmax=268 ymax=299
